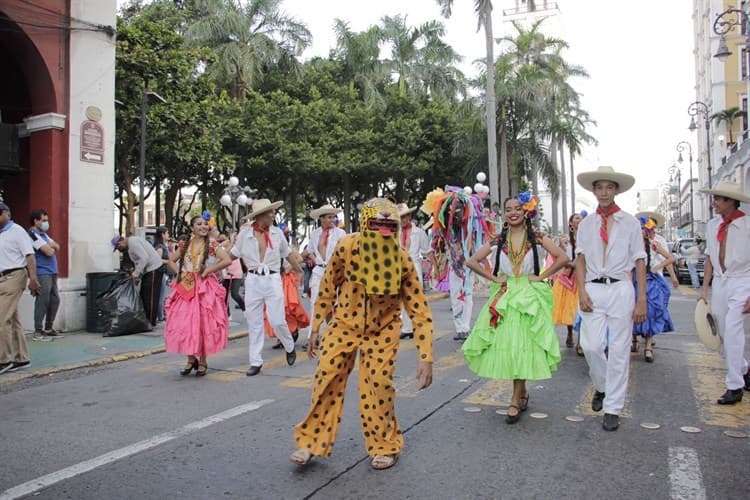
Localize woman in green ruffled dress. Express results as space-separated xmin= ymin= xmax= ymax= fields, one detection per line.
xmin=462 ymin=193 xmax=569 ymax=424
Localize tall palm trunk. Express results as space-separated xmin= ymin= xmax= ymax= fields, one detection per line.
xmin=550 ymin=139 xmax=559 ymax=234
xmin=484 ymin=11 xmax=503 ymax=204
xmin=569 ymin=150 xmax=576 ymax=215
xmin=559 ymin=144 xmax=567 ymax=228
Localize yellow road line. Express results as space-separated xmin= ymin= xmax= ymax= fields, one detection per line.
xmin=685 ymin=341 xmax=749 ymax=428
xmin=462 ymin=379 xmax=512 ymax=407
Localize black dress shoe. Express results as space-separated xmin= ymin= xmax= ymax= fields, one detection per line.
xmin=453 ymin=331 xmax=468 ymax=341
xmin=602 ymin=413 xmax=619 ymax=431
xmin=591 ymin=391 xmax=605 ymax=412
xmin=180 ymin=358 xmax=199 ymax=376
xmin=246 ymin=365 xmax=262 ymax=376
xmin=717 ymin=388 xmax=743 ymax=405
xmin=286 ymin=350 xmax=296 ymax=366
xmin=399 ymin=332 xmax=414 ymax=340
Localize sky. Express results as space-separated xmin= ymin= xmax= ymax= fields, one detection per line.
xmin=118 ymin=0 xmax=697 ymax=213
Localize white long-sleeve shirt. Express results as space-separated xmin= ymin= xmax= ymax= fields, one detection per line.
xmin=576 ymin=210 xmax=646 ymax=282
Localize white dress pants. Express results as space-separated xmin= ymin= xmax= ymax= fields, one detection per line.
xmin=304 ymin=266 xmax=326 ymax=339
xmin=579 ymin=280 xmax=634 ymax=415
xmin=711 ymin=276 xmax=750 ymax=390
xmin=400 ymin=260 xmax=423 ymax=333
xmin=244 ymin=273 xmax=295 ymax=366
xmin=449 ymin=267 xmax=474 ymax=334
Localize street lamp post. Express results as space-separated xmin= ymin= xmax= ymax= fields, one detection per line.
xmin=676 ymin=141 xmax=695 ymax=238
xmin=220 ymin=176 xmax=255 ymax=231
xmin=687 ymin=101 xmax=713 ymax=218
xmin=668 ymin=163 xmax=682 ymax=238
xmin=138 ymin=89 xmax=166 ymax=228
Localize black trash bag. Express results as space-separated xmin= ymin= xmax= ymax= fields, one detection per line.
xmin=96 ymin=276 xmax=153 ymax=336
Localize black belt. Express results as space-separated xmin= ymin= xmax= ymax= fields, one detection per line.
xmin=589 ymin=277 xmax=620 ymax=284
xmin=248 ymin=269 xmax=278 ymax=276
xmin=0 ymin=267 xmax=24 ymax=278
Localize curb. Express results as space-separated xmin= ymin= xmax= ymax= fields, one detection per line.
xmin=2 ymin=292 xmax=450 ymax=384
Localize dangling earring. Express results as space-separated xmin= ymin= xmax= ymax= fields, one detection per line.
xmin=569 ymin=225 xmax=574 ymax=232
xmin=502 ymin=221 xmax=509 ymax=230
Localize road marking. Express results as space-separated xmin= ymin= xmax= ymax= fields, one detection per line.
xmin=398 ymin=350 xmax=466 ymax=397
xmin=0 ymin=400 xmax=274 ymax=500
xmin=668 ymin=447 xmax=706 ymax=500
xmin=463 ymin=379 xmax=512 ymax=406
xmin=685 ymin=341 xmax=750 ymax=428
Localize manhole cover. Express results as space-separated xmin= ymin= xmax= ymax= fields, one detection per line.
xmin=529 ymin=412 xmax=548 ymax=419
xmin=640 ymin=422 xmax=661 ymax=430
xmin=723 ymin=430 xmax=748 ymax=438
xmin=464 ymin=406 xmax=481 ymax=413
xmin=565 ymin=415 xmax=584 ymax=422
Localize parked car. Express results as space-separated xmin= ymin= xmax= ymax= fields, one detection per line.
xmin=671 ymin=238 xmax=705 ymax=285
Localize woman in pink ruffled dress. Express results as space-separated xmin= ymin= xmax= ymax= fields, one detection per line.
xmin=164 ymin=215 xmax=232 ymax=376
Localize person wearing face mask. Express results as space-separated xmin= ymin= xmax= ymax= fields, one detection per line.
xmin=28 ymin=209 xmax=63 ymax=341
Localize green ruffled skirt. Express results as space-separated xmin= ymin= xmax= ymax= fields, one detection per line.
xmin=462 ymin=276 xmax=560 ymax=380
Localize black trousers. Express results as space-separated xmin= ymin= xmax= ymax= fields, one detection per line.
xmin=140 ymin=267 xmax=164 ymax=326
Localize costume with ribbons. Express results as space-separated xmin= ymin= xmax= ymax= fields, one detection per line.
xmin=632 ymin=217 xmax=674 ymax=337
xmin=164 ymin=238 xmax=228 ymax=356
xmin=551 ymin=242 xmax=579 ymax=326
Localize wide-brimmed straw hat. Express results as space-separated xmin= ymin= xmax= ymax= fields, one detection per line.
xmin=635 ymin=211 xmax=665 ymax=228
xmin=700 ymin=180 xmax=750 ymax=203
xmin=577 ymin=166 xmax=635 ymax=194
xmin=397 ymin=203 xmax=417 ymax=217
xmin=246 ymin=199 xmax=283 ymax=220
xmin=309 ymin=204 xmax=341 ymax=219
xmin=694 ymin=300 xmax=721 ymax=351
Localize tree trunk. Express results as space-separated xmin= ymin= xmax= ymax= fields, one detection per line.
xmin=500 ymin=126 xmax=512 ymax=198
xmin=550 ymin=139 xmax=559 ymax=235
xmin=155 ymin=177 xmax=161 ymax=226
xmin=569 ymin=150 xmax=576 ymax=215
xmin=483 ymin=11 xmax=503 ymax=205
xmin=343 ymin=172 xmax=352 ymax=232
xmin=164 ymin=182 xmax=180 ymax=234
xmin=559 ymin=144 xmax=568 ymax=228
xmin=290 ymin=177 xmax=297 ymax=239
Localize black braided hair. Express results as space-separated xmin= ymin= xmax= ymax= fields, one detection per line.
xmin=492 ymin=197 xmax=540 ymax=276
xmin=643 ymin=233 xmax=652 ymax=273
xmin=568 ymin=213 xmax=578 ymax=259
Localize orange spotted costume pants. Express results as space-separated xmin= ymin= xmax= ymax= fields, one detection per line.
xmin=293 ymin=326 xmax=403 ymax=458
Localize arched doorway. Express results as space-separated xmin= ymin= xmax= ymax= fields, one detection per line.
xmin=0 ymin=5 xmax=69 ymax=275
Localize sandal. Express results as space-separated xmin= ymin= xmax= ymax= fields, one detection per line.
xmin=520 ymin=393 xmax=529 ymax=412
xmin=631 ymin=337 xmax=639 ymax=353
xmin=565 ymin=333 xmax=574 ymax=348
xmin=180 ymin=357 xmax=198 ymax=376
xmin=576 ymin=344 xmax=584 ymax=357
xmin=644 ymin=348 xmax=654 ymax=363
xmin=290 ymin=448 xmax=313 ymax=466
xmin=195 ymin=363 xmax=208 ymax=377
xmin=505 ymin=404 xmax=521 ymax=424
xmin=371 ymin=454 xmax=399 ymax=470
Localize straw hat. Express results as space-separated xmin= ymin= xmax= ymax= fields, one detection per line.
xmin=246 ymin=199 xmax=283 ymax=220
xmin=309 ymin=204 xmax=341 ymax=219
xmin=397 ymin=203 xmax=417 ymax=217
xmin=577 ymin=166 xmax=635 ymax=194
xmin=700 ymin=180 xmax=750 ymax=203
xmin=694 ymin=300 xmax=721 ymax=351
xmin=635 ymin=211 xmax=665 ymax=228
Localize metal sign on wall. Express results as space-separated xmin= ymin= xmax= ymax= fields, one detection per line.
xmin=80 ymin=119 xmax=104 ymax=164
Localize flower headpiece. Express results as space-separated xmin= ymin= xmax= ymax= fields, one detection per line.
xmin=516 ymin=191 xmax=540 ymax=220
xmin=580 ymin=210 xmax=588 ymax=218
xmin=638 ymin=216 xmax=656 ymax=230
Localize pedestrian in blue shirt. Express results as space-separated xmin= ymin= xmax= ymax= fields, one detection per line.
xmin=28 ymin=209 xmax=63 ymax=341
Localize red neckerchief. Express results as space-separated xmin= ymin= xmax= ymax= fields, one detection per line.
xmin=401 ymin=223 xmax=412 ymax=249
xmin=321 ymin=226 xmax=332 ymax=246
xmin=252 ymin=222 xmax=273 ymax=249
xmin=718 ymin=209 xmax=746 ymax=243
xmin=596 ymin=204 xmax=621 ymax=244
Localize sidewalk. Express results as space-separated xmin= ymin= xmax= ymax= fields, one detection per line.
xmin=1 ymin=292 xmax=450 ymax=384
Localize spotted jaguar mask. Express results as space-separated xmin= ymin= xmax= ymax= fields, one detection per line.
xmin=354 ymin=197 xmax=402 ymax=295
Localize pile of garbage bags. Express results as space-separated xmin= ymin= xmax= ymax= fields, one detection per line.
xmin=96 ymin=276 xmax=153 ymax=336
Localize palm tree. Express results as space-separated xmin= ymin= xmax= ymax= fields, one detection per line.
xmin=330 ymin=19 xmax=387 ymax=109
xmin=434 ymin=0 xmax=503 ymax=204
xmin=711 ymin=106 xmax=743 ymax=145
xmin=185 ymin=0 xmax=311 ymax=99
xmin=379 ymin=15 xmax=465 ymax=101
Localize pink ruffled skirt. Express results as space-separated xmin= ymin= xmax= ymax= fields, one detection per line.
xmin=164 ymin=274 xmax=229 ymax=356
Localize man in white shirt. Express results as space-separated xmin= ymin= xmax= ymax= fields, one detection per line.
xmin=575 ymin=167 xmax=647 ymax=431
xmin=231 ymin=199 xmax=303 ymax=376
xmin=112 ymin=235 xmax=164 ymax=326
xmin=0 ymin=202 xmax=41 ymax=374
xmin=300 ymin=204 xmax=346 ymax=342
xmin=397 ymin=203 xmax=435 ymax=339
xmin=698 ymin=181 xmax=750 ymax=404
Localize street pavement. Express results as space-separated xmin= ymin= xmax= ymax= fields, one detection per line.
xmin=0 ymin=286 xmax=748 ymax=500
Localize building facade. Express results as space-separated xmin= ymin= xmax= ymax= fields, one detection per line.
xmin=0 ymin=0 xmax=117 ymax=331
